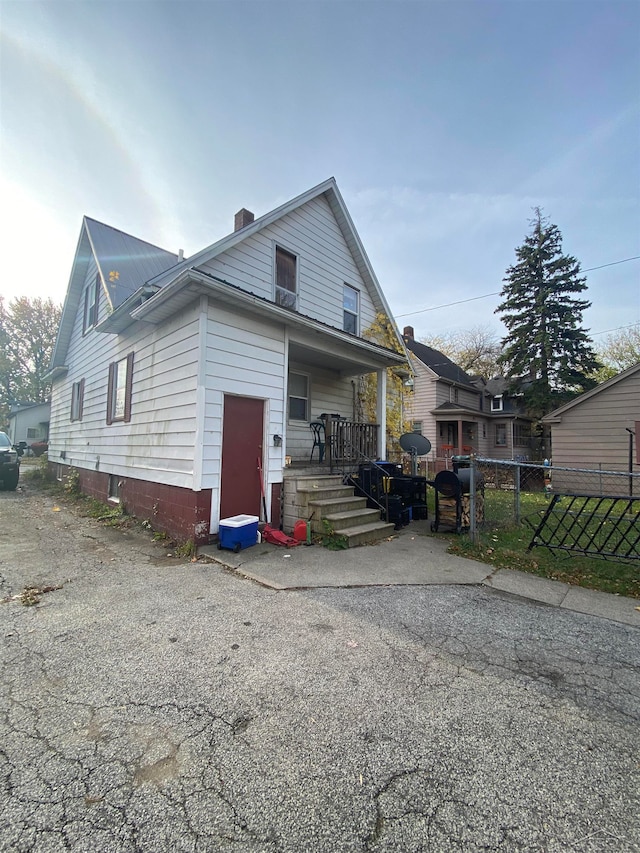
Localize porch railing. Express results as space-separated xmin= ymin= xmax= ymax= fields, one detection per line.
xmin=324 ymin=417 xmax=378 ymax=471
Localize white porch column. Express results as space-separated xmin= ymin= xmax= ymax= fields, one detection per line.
xmin=376 ymin=369 xmax=387 ymax=460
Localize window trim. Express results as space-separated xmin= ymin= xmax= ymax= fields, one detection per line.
xmin=288 ymin=370 xmax=310 ymax=422
xmin=274 ymin=244 xmax=298 ymax=310
xmin=343 ymin=283 xmax=359 ymax=335
xmin=107 ymin=353 xmax=134 ymax=424
xmin=495 ymin=423 xmax=507 ymax=447
xmin=491 ymin=395 xmax=504 ymax=412
xmin=83 ymin=274 xmax=100 ymax=334
xmin=71 ymin=378 xmax=85 ymax=422
xmin=108 ymin=474 xmax=121 ymax=503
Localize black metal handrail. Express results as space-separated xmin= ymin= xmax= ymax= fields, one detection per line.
xmin=332 ymin=435 xmax=392 ymax=520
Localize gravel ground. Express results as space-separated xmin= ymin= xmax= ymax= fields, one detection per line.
xmin=1 ymin=481 xmax=639 ymax=852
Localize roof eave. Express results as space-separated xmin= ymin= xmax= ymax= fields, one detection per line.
xmin=132 ymin=269 xmax=405 ymax=369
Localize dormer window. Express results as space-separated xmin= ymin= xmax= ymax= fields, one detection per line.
xmin=83 ymin=274 xmax=99 ymax=334
xmin=275 ymin=246 xmax=297 ymax=310
xmin=343 ymin=284 xmax=359 ymax=334
xmin=491 ymin=394 xmax=503 ymax=412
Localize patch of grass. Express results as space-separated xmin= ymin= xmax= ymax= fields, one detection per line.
xmin=173 ymin=539 xmax=196 ymax=559
xmin=321 ymin=518 xmax=348 ymax=551
xmin=446 ymin=489 xmax=640 ymax=599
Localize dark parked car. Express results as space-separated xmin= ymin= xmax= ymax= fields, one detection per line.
xmin=0 ymin=431 xmax=20 ymax=490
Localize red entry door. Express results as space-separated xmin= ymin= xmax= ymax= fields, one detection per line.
xmin=220 ymin=395 xmax=264 ymax=521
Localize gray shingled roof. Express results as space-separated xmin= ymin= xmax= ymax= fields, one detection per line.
xmin=85 ymin=218 xmax=178 ymax=309
xmin=405 ymin=337 xmax=475 ymax=388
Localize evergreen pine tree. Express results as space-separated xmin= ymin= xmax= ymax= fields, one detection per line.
xmin=496 ymin=208 xmax=600 ymax=417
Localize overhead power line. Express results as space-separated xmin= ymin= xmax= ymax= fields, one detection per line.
xmin=591 ymin=321 xmax=640 ymax=337
xmin=395 ymin=255 xmax=640 ymax=319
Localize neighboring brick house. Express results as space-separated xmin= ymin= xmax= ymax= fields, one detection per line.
xmin=402 ymin=326 xmax=535 ymax=464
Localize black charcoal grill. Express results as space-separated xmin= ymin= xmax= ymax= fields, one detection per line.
xmin=430 ymin=468 xmax=484 ymax=534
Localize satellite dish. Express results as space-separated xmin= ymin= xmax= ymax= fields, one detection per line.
xmin=399 ymin=433 xmax=432 ymax=456
xmin=399 ymin=433 xmax=432 ymax=476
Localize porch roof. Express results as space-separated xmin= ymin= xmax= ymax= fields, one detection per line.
xmin=127 ymin=268 xmax=406 ymax=376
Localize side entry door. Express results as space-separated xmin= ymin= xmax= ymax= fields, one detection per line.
xmin=220 ymin=395 xmax=264 ymax=521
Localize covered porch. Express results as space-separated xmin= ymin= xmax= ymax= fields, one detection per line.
xmin=433 ymin=404 xmax=483 ymax=467
xmin=283 ymin=327 xmax=406 ymax=472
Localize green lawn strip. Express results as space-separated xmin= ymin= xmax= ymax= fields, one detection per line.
xmin=444 ymin=489 xmax=640 ymax=600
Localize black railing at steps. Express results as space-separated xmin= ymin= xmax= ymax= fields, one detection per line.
xmin=334 ymin=437 xmax=390 ymax=521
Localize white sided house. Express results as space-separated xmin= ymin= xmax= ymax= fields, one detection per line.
xmin=7 ymin=401 xmax=50 ymax=448
xmin=47 ymin=178 xmax=407 ymax=545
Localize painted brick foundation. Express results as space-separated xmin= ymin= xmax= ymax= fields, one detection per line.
xmin=50 ymin=463 xmax=212 ymax=545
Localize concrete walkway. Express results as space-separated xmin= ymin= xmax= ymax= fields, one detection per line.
xmin=199 ymin=520 xmax=640 ymax=628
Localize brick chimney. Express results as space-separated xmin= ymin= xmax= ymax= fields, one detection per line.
xmin=403 ymin=326 xmax=414 ymax=342
xmin=234 ymin=208 xmax=255 ymax=231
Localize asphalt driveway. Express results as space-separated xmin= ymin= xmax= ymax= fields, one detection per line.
xmin=1 ymin=484 xmax=639 ymax=852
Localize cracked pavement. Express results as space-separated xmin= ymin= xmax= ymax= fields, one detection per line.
xmin=1 ymin=485 xmax=639 ymax=852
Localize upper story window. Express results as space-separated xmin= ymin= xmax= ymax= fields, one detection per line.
xmin=491 ymin=395 xmax=503 ymax=412
xmin=107 ymin=353 xmax=134 ymax=424
xmin=275 ymin=246 xmax=297 ymax=310
xmin=412 ymin=421 xmax=423 ymax=434
xmin=83 ymin=274 xmax=100 ymax=334
xmin=450 ymin=387 xmax=459 ymax=403
xmin=343 ymin=284 xmax=359 ymax=334
xmin=288 ymin=372 xmax=309 ymax=421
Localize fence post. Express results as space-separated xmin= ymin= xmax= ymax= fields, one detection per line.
xmin=514 ymin=461 xmax=521 ymax=525
xmin=469 ymin=456 xmax=478 ymax=545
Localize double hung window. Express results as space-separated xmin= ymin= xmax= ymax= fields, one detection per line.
xmin=288 ymin=372 xmax=309 ymax=421
xmin=107 ymin=353 xmax=134 ymax=424
xmin=495 ymin=424 xmax=507 ymax=446
xmin=343 ymin=284 xmax=359 ymax=334
xmin=83 ymin=274 xmax=99 ymax=333
xmin=275 ymin=246 xmax=297 ymax=310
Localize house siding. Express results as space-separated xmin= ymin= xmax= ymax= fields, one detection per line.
xmin=405 ymin=358 xmax=438 ymax=460
xmin=8 ymin=403 xmax=50 ymax=445
xmin=201 ymin=303 xmax=286 ymax=532
xmin=197 ymin=195 xmax=378 ymax=336
xmin=549 ymin=371 xmax=640 ymax=474
xmin=49 ymin=256 xmax=201 ymax=488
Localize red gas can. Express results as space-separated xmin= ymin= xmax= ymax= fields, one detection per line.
xmin=293 ymin=519 xmax=310 ymax=543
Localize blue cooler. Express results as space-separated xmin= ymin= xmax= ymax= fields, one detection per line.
xmin=217 ymin=514 xmax=259 ymax=553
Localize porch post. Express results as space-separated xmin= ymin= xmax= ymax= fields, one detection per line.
xmin=457 ymin=418 xmax=463 ymax=455
xmin=376 ymin=369 xmax=387 ymax=461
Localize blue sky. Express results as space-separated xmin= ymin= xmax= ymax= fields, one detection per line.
xmin=1 ymin=0 xmax=638 ymax=345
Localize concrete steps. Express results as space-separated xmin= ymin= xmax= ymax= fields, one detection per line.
xmin=332 ymin=520 xmax=396 ymax=548
xmin=324 ymin=507 xmax=382 ymax=532
xmin=307 ymin=496 xmax=368 ymax=531
xmin=288 ymin=472 xmax=393 ymax=548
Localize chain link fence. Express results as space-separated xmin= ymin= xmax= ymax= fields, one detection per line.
xmin=462 ymin=457 xmax=640 ymax=559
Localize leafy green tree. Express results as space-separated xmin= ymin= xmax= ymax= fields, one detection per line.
xmin=592 ymin=325 xmax=640 ymax=383
xmin=0 ymin=297 xmax=62 ymax=429
xmin=496 ymin=208 xmax=600 ymax=417
xmin=359 ymin=313 xmax=410 ymax=452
